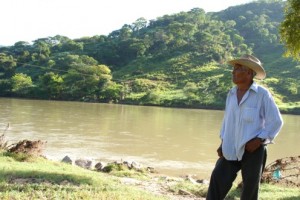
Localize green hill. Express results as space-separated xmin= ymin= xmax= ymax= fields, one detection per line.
xmin=0 ymin=0 xmax=299 ymax=113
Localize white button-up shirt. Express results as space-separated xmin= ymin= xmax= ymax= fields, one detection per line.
xmin=220 ymin=82 xmax=283 ymax=161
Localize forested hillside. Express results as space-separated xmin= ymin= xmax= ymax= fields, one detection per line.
xmin=0 ymin=0 xmax=299 ymax=113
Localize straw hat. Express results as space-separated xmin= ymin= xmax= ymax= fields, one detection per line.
xmin=228 ymin=54 xmax=266 ymax=80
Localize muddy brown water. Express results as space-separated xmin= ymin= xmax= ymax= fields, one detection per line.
xmin=1 ymin=98 xmax=299 ymax=179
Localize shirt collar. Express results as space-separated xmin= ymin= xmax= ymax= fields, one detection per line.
xmin=231 ymin=81 xmax=258 ymax=94
xmin=249 ymin=81 xmax=258 ymax=93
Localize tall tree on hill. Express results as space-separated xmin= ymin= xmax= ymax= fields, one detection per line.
xmin=280 ymin=0 xmax=300 ymax=61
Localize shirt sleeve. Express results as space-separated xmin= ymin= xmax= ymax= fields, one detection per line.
xmin=257 ymin=90 xmax=283 ymax=142
xmin=219 ymin=91 xmax=231 ymax=140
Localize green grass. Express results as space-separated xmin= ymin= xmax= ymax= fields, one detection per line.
xmin=224 ymin=183 xmax=300 ymax=200
xmin=0 ymin=151 xmax=299 ymax=200
xmin=0 ymin=152 xmax=167 ymax=200
xmin=168 ymin=180 xmax=300 ymax=200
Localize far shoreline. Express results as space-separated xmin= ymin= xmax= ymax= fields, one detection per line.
xmin=2 ymin=97 xmax=300 ymax=115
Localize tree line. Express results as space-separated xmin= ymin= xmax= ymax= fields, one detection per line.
xmin=0 ymin=0 xmax=299 ymax=113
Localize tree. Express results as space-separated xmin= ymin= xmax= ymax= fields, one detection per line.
xmin=132 ymin=17 xmax=148 ymax=33
xmin=58 ymin=40 xmax=84 ymax=52
xmin=100 ymin=81 xmax=123 ymax=102
xmin=38 ymin=72 xmax=64 ymax=99
xmin=32 ymin=40 xmax=51 ymax=61
xmin=280 ymin=0 xmax=300 ymax=61
xmin=13 ymin=41 xmax=32 ymax=63
xmin=0 ymin=53 xmax=17 ymax=78
xmin=11 ymin=73 xmax=33 ymax=96
xmin=63 ymin=64 xmax=112 ymax=101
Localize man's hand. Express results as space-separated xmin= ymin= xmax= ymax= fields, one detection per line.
xmin=217 ymin=145 xmax=223 ymax=157
xmin=245 ymin=138 xmax=263 ymax=153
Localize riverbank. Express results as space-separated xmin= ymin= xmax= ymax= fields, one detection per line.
xmin=3 ymin=97 xmax=300 ymax=115
xmin=0 ymin=151 xmax=206 ymax=200
xmin=0 ymin=150 xmax=299 ymax=200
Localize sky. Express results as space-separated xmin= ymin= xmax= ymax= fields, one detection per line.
xmin=1 ymin=0 xmax=253 ymax=46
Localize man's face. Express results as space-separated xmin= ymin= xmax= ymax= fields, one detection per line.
xmin=232 ymin=64 xmax=252 ymax=84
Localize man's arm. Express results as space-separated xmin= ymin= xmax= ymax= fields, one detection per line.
xmin=257 ymin=91 xmax=283 ymax=141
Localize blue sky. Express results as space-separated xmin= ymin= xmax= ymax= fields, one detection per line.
xmin=1 ymin=0 xmax=253 ymax=46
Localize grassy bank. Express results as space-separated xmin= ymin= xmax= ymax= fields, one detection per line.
xmin=0 ymin=151 xmax=168 ymax=200
xmin=0 ymin=151 xmax=299 ymax=200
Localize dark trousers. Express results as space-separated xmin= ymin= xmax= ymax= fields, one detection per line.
xmin=206 ymin=145 xmax=266 ymax=200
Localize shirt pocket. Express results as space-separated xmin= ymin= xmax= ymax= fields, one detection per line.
xmin=242 ymin=107 xmax=257 ymax=123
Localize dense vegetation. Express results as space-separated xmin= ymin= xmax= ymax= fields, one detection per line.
xmin=280 ymin=0 xmax=300 ymax=61
xmin=0 ymin=0 xmax=299 ymax=113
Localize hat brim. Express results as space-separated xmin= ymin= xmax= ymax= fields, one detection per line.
xmin=228 ymin=58 xmax=266 ymax=80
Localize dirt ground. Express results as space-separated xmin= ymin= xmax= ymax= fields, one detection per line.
xmin=119 ymin=175 xmax=206 ymax=200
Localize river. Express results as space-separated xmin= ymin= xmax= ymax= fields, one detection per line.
xmin=1 ymin=98 xmax=299 ymax=179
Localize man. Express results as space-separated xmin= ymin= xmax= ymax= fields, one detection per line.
xmin=206 ymin=55 xmax=283 ymax=200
